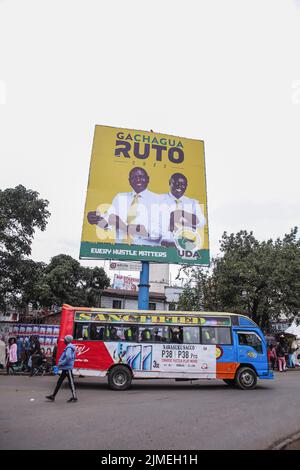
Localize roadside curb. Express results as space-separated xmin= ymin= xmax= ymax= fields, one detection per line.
xmin=269 ymin=431 xmax=300 ymax=450
xmin=0 ymin=372 xmax=53 ymax=377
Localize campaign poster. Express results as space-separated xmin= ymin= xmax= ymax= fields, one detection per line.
xmin=113 ymin=274 xmax=139 ymax=291
xmin=80 ymin=125 xmax=209 ymax=265
xmin=53 ymin=326 xmax=60 ymax=336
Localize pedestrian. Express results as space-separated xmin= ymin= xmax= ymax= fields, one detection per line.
xmin=16 ymin=336 xmax=23 ymax=365
xmin=276 ymin=336 xmax=287 ymax=372
xmin=289 ymin=338 xmax=298 ymax=368
xmin=269 ymin=343 xmax=277 ymax=370
xmin=23 ymin=336 xmax=30 ymax=370
xmin=29 ymin=336 xmax=42 ymax=376
xmin=52 ymin=341 xmax=57 ymax=367
xmin=295 ymin=346 xmax=300 ymax=367
xmin=45 ymin=335 xmax=77 ymax=402
xmin=0 ymin=335 xmax=6 ymax=369
xmin=6 ymin=337 xmax=18 ymax=374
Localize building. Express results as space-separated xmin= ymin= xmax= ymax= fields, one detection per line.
xmin=149 ymin=264 xmax=170 ymax=294
xmin=39 ymin=284 xmax=184 ymax=325
xmin=0 ymin=310 xmax=20 ymax=342
xmin=101 ymin=288 xmax=166 ymax=311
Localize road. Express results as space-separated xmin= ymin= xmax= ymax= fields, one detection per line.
xmin=1 ymin=371 xmax=300 ymax=450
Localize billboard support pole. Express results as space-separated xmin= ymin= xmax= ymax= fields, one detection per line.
xmin=138 ymin=261 xmax=150 ymax=310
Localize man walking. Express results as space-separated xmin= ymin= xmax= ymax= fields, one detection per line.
xmin=45 ymin=335 xmax=77 ymax=402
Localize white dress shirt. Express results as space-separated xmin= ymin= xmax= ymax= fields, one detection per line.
xmin=159 ymin=192 xmax=206 ymax=243
xmin=106 ymin=189 xmax=161 ymax=245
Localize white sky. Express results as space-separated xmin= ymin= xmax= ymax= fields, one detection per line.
xmin=1 ymin=0 xmax=300 ymax=284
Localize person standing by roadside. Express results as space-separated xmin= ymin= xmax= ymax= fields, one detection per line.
xmin=16 ymin=337 xmax=23 ymax=365
xmin=289 ymin=338 xmax=298 ymax=368
xmin=269 ymin=344 xmax=277 ymax=370
xmin=0 ymin=335 xmax=6 ymax=369
xmin=45 ymin=335 xmax=77 ymax=402
xmin=23 ymin=336 xmax=30 ymax=371
xmin=6 ymin=337 xmax=18 ymax=374
xmin=276 ymin=336 xmax=287 ymax=372
xmin=52 ymin=341 xmax=57 ymax=367
xmin=29 ymin=336 xmax=42 ymax=376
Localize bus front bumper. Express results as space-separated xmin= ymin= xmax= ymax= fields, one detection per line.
xmin=258 ymin=371 xmax=274 ymax=380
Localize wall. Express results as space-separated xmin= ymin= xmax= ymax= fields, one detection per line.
xmin=100 ymin=295 xmax=165 ymax=311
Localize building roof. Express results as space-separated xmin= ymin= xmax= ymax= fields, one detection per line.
xmin=102 ymin=288 xmax=166 ymax=301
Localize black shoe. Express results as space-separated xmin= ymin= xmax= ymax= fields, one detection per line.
xmin=45 ymin=395 xmax=55 ymax=401
xmin=67 ymin=397 xmax=78 ymax=402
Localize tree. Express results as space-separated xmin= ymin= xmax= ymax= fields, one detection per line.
xmin=178 ymin=228 xmax=300 ymax=329
xmin=0 ymin=185 xmax=50 ymax=257
xmin=0 ymin=185 xmax=50 ymax=310
xmin=37 ymin=254 xmax=110 ymax=308
xmin=177 ymin=266 xmax=221 ymax=312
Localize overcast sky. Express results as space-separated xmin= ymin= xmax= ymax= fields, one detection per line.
xmin=1 ymin=0 xmax=300 ymax=283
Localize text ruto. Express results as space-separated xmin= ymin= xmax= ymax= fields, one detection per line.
xmin=114 ymin=132 xmax=184 ymax=164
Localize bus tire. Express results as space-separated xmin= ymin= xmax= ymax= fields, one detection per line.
xmin=235 ymin=367 xmax=257 ymax=390
xmin=223 ymin=379 xmax=236 ymax=387
xmin=108 ymin=366 xmax=132 ymax=391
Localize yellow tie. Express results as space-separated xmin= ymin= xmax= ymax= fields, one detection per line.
xmin=126 ymin=194 xmax=140 ymax=243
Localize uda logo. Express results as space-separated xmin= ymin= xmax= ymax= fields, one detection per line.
xmin=174 ymin=228 xmax=203 ymax=259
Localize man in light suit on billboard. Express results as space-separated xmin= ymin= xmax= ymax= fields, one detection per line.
xmin=160 ymin=173 xmax=206 ymax=247
xmin=87 ymin=167 xmax=161 ymax=246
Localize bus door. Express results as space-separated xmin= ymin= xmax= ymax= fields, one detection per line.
xmin=233 ymin=330 xmax=268 ymax=374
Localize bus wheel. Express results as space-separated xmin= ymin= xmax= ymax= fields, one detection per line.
xmin=108 ymin=366 xmax=132 ymax=391
xmin=235 ymin=367 xmax=257 ymax=390
xmin=223 ymin=379 xmax=235 ymax=387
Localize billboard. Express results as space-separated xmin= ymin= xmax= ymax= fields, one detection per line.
xmin=113 ymin=274 xmax=140 ymax=291
xmin=110 ymin=261 xmax=142 ymax=271
xmin=80 ymin=125 xmax=209 ymax=265
xmin=8 ymin=323 xmax=59 ymax=357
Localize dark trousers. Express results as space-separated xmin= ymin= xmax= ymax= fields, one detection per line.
xmin=53 ymin=370 xmax=77 ymax=399
xmin=6 ymin=361 xmax=17 ymax=374
xmin=270 ymin=357 xmax=277 ymax=370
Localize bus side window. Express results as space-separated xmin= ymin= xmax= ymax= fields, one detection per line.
xmin=153 ymin=326 xmax=169 ymax=343
xmin=124 ymin=326 xmax=138 ymax=342
xmin=201 ymin=327 xmax=217 ymax=345
xmin=139 ymin=327 xmax=153 ymax=342
xmin=202 ymin=327 xmax=231 ymax=345
xmin=139 ymin=326 xmax=169 ymax=343
xmin=183 ymin=327 xmax=200 ymax=344
xmin=74 ymin=322 xmax=89 ymax=341
xmin=169 ymin=326 xmax=183 ymax=344
xmin=103 ymin=326 xmax=111 ymax=340
xmin=107 ymin=325 xmax=124 ymax=342
xmin=90 ymin=323 xmax=105 ymax=340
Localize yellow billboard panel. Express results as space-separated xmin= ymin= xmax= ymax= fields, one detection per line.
xmin=80 ymin=125 xmax=209 ymax=265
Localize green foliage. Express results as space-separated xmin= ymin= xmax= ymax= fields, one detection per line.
xmin=0 ymin=185 xmax=50 ymax=256
xmin=0 ymin=185 xmax=50 ymax=310
xmin=36 ymin=254 xmax=110 ymax=308
xmin=178 ymin=228 xmax=300 ymax=328
xmin=0 ymin=185 xmax=110 ymax=312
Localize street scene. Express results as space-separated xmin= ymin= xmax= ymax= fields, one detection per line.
xmin=0 ymin=371 xmax=300 ymax=450
xmin=1 ymin=0 xmax=300 ymax=457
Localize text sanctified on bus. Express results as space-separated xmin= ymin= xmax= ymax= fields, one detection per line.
xmin=57 ymin=304 xmax=273 ymax=390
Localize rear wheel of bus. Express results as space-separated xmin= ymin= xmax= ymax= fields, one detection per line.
xmin=108 ymin=365 xmax=132 ymax=391
xmin=235 ymin=367 xmax=257 ymax=390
